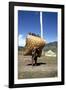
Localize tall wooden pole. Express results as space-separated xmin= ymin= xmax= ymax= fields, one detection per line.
xmin=40 ymin=12 xmax=43 ymax=38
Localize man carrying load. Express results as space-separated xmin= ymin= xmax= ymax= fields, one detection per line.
xmin=32 ymin=47 xmax=40 ymax=66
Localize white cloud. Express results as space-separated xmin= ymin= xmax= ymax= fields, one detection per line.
xmin=18 ymin=34 xmax=26 ymax=47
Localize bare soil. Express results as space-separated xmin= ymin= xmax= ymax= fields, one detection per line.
xmin=18 ymin=51 xmax=57 ymax=79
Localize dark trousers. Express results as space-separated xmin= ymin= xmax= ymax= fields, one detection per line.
xmin=32 ymin=56 xmax=37 ymax=66
xmin=34 ymin=57 xmax=37 ymax=65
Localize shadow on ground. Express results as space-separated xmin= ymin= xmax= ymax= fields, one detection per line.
xmin=27 ymin=62 xmax=46 ymax=66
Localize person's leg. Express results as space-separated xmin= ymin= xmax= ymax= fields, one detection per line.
xmin=32 ymin=56 xmax=34 ymax=66
xmin=35 ymin=57 xmax=37 ymax=66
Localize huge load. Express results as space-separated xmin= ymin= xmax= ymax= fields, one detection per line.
xmin=23 ymin=33 xmax=46 ymax=56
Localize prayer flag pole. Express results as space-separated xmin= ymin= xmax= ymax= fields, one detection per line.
xmin=40 ymin=12 xmax=43 ymax=38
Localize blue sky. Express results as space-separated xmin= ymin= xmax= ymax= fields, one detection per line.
xmin=18 ymin=11 xmax=57 ymax=46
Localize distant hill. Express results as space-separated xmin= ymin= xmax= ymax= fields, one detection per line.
xmin=18 ymin=46 xmax=24 ymax=51
xmin=43 ymin=41 xmax=57 ymax=53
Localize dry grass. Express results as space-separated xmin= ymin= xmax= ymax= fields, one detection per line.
xmin=18 ymin=51 xmax=57 ymax=79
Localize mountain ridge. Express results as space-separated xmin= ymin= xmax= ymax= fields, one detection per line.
xmin=43 ymin=41 xmax=57 ymax=52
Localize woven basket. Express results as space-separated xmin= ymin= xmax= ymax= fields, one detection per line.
xmin=23 ymin=34 xmax=46 ymax=56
